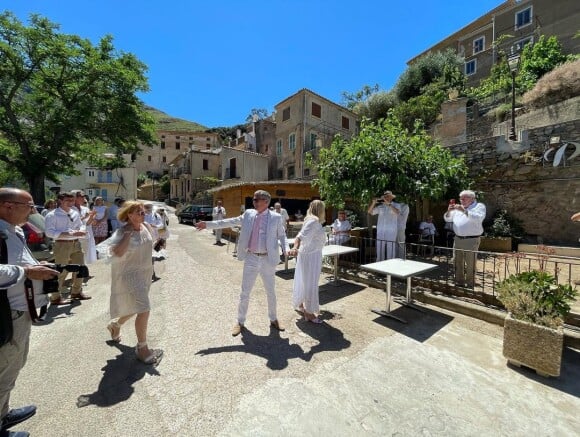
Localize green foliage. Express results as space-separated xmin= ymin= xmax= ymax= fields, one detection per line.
xmin=518 ymin=35 xmax=569 ymax=91
xmin=484 ymin=209 xmax=525 ymax=238
xmin=313 ymin=115 xmax=471 ymax=209
xmin=137 ymin=173 xmax=147 ymax=187
xmin=395 ymin=49 xmax=465 ymax=102
xmin=0 ymin=12 xmax=157 ymax=202
xmin=159 ymin=175 xmax=170 ymax=196
xmin=146 ymin=106 xmax=207 ymax=131
xmin=341 ymin=84 xmax=381 ymax=110
xmin=245 ymin=108 xmax=270 ymax=123
xmin=392 ymin=87 xmax=447 ymax=131
xmin=498 ymin=271 xmax=577 ymax=328
xmin=467 ymin=34 xmax=570 ymax=102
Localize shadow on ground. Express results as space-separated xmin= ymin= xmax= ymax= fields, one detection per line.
xmin=76 ymin=343 xmax=162 ymax=408
xmin=371 ymin=303 xmax=454 ymax=343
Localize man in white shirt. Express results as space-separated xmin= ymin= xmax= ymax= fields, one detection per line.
xmin=274 ymin=203 xmax=290 ymax=229
xmin=443 ymin=190 xmax=486 ymax=288
xmin=212 ymin=200 xmax=226 ymax=245
xmin=44 ymin=192 xmax=89 ymax=303
xmin=368 ymin=190 xmax=400 ymax=261
xmin=0 ymin=188 xmax=59 ymax=436
xmin=419 ymin=216 xmax=437 ymax=237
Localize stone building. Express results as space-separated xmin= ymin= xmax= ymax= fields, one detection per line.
xmin=409 ymin=0 xmax=580 ymax=86
xmin=273 ymin=88 xmax=359 ymax=180
xmin=135 ymin=130 xmax=221 ymax=177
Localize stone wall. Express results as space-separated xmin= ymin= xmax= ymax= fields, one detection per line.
xmin=448 ymin=120 xmax=580 ymax=245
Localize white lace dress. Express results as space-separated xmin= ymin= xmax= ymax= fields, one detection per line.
xmin=292 ymin=217 xmax=327 ymax=314
xmin=107 ymin=225 xmax=154 ymax=318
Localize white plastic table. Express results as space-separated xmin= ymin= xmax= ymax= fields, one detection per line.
xmin=361 ymin=258 xmax=437 ymax=323
xmin=322 ymin=244 xmax=359 ymax=285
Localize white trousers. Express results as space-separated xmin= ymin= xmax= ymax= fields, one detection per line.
xmin=376 ymin=227 xmax=397 ymax=261
xmin=238 ymin=254 xmax=277 ymax=324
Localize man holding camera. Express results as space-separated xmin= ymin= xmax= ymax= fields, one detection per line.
xmin=44 ymin=192 xmax=90 ymax=304
xmin=0 ymin=188 xmax=60 ymax=437
xmin=368 ymin=190 xmax=401 ymax=261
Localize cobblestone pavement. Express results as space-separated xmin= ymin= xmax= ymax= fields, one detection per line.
xmin=12 ymin=216 xmax=580 ymax=436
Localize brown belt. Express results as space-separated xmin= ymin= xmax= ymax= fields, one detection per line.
xmin=250 ymin=252 xmax=268 ymax=256
xmin=55 ymin=239 xmax=78 ymax=243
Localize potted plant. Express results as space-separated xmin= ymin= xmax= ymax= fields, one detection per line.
xmin=480 ymin=209 xmax=523 ymax=252
xmin=497 ymin=271 xmax=577 ymax=377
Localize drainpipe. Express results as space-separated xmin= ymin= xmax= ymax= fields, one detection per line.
xmin=301 ymin=92 xmax=307 ymax=178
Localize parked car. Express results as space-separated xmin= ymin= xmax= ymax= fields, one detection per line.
xmin=176 ymin=205 xmax=213 ymax=225
xmin=22 ymin=213 xmax=53 ymax=261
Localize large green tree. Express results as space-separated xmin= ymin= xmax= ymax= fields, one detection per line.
xmin=0 ymin=12 xmax=156 ymax=202
xmin=313 ymin=115 xmax=471 ymax=208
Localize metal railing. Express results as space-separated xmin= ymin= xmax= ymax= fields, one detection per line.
xmin=324 ymin=235 xmax=580 ymax=308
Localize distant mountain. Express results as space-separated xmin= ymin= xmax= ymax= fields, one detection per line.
xmin=146 ymin=106 xmax=208 ymax=132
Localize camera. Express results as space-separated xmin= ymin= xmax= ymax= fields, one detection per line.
xmin=42 ymin=264 xmax=90 ymax=294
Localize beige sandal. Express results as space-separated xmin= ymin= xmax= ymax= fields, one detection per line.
xmin=135 ymin=342 xmax=163 ymax=365
xmin=106 ymin=321 xmax=121 ymax=343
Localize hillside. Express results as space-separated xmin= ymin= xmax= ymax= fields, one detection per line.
xmin=146 ymin=106 xmax=208 ymax=132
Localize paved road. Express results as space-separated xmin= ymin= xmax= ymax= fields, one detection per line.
xmin=12 ymin=216 xmax=580 ymax=436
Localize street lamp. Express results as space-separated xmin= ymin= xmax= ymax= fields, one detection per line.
xmin=507 ymin=52 xmax=521 ymax=141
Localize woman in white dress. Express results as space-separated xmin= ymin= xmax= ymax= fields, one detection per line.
xmin=104 ymin=201 xmax=163 ymax=364
xmin=289 ymin=200 xmax=327 ymax=324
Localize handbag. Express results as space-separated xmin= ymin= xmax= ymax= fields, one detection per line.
xmin=0 ymin=235 xmax=14 ymax=347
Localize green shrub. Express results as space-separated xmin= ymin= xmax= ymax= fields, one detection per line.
xmin=497 ymin=271 xmax=577 ymax=328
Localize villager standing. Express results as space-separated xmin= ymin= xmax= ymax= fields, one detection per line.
xmin=443 ymin=190 xmax=486 ymax=288
xmin=368 ymin=191 xmax=400 ymax=261
xmin=289 ymin=200 xmax=327 ymax=324
xmin=212 ymin=201 xmax=226 ymax=245
xmin=0 ymin=187 xmax=59 ymax=436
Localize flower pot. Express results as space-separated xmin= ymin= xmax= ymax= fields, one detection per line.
xmin=503 ymin=313 xmax=564 ymax=377
xmin=480 ymin=236 xmax=512 ymax=252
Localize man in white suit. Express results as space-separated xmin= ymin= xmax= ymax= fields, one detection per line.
xmin=196 ymin=190 xmax=289 ymax=336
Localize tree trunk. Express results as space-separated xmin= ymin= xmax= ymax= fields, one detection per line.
xmin=27 ymin=172 xmax=47 ymax=205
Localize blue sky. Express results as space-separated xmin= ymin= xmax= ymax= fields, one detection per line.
xmin=6 ymin=0 xmax=502 ymax=128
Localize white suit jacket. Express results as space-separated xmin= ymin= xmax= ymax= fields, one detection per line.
xmin=204 ymin=209 xmax=288 ymax=267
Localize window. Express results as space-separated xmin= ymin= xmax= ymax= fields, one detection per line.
xmin=176 ymin=136 xmax=180 ymax=139
xmin=515 ymin=6 xmax=532 ymax=29
xmin=206 ymin=137 xmax=210 ymax=141
xmin=265 ymin=144 xmax=269 ymax=153
xmin=310 ymin=133 xmax=317 ymax=151
xmin=161 ymin=135 xmax=165 ymax=139
xmin=342 ymin=116 xmax=350 ymax=130
xmin=206 ymin=143 xmax=210 ymax=149
xmin=304 ymin=168 xmax=310 ymax=177
xmin=189 ymin=137 xmax=193 ymax=140
xmin=162 ymin=156 xmax=166 ymax=163
xmin=311 ymin=102 xmax=321 ymax=118
xmin=176 ymin=142 xmax=181 ymax=150
xmin=465 ymin=59 xmax=476 ymax=76
xmin=148 ymin=155 xmax=152 ymax=162
xmin=276 ymin=139 xmax=282 ymax=156
xmin=282 ymin=107 xmax=290 ymax=121
xmin=473 ymin=36 xmax=485 ymax=54
xmin=289 ymin=133 xmax=296 ymax=151
xmin=276 ymin=169 xmax=283 ymax=179
xmin=514 ymin=36 xmax=533 ymax=52
xmin=287 ymin=165 xmax=295 ymax=179
xmin=88 ymin=170 xmax=95 ymax=177
xmin=160 ymin=141 xmax=165 ymax=149
xmin=203 ymin=159 xmax=208 ymax=170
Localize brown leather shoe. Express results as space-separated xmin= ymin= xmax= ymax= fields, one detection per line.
xmin=270 ymin=320 xmax=285 ymax=331
xmin=50 ymin=298 xmax=72 ymax=306
xmin=70 ymin=293 xmax=92 ymax=300
xmin=232 ymin=323 xmax=244 ymax=336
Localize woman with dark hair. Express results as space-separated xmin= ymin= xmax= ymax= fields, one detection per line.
xmin=101 ymin=201 xmax=163 ymax=364
xmin=289 ymin=200 xmax=326 ymax=323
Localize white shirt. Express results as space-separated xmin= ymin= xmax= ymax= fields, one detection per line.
xmin=213 ymin=206 xmax=226 ymax=220
xmin=0 ymin=220 xmax=48 ymax=310
xmin=419 ymin=221 xmax=437 ymax=236
xmin=443 ymin=201 xmax=486 ymax=237
xmin=45 ymin=207 xmax=83 ymax=240
xmin=397 ymin=204 xmax=409 ymax=231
